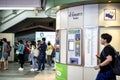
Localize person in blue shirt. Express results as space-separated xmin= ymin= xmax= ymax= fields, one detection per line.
xmin=37 ymin=38 xmax=47 ymax=72
xmin=17 ymin=40 xmax=25 ymax=71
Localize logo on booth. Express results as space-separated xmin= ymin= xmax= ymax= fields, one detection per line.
xmin=56 ymin=70 xmax=62 ymax=76
xmin=69 ymin=12 xmax=83 ymax=19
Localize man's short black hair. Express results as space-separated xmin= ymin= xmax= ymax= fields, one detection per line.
xmin=42 ymin=38 xmax=46 ymax=41
xmin=2 ymin=38 xmax=7 ymax=42
xmin=37 ymin=40 xmax=41 ymax=42
xmin=101 ymin=33 xmax=112 ymax=43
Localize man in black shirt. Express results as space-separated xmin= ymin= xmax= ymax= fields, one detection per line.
xmin=94 ymin=33 xmax=116 ymax=80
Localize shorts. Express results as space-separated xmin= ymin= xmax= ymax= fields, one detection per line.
xmin=3 ymin=52 xmax=8 ymax=60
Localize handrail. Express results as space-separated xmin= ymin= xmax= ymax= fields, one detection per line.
xmin=0 ymin=10 xmax=26 ymax=25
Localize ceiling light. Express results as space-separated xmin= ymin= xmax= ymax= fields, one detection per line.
xmin=56 ymin=6 xmax=60 ymax=10
xmin=108 ymin=0 xmax=111 ymax=3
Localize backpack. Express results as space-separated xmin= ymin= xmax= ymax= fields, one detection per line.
xmin=103 ymin=45 xmax=120 ymax=76
xmin=6 ymin=44 xmax=11 ymax=52
xmin=112 ymin=52 xmax=120 ymax=76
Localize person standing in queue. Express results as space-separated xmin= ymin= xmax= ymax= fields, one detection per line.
xmin=2 ymin=38 xmax=9 ymax=70
xmin=17 ymin=40 xmax=25 ymax=71
xmin=37 ymin=38 xmax=47 ymax=72
xmin=46 ymin=41 xmax=53 ymax=66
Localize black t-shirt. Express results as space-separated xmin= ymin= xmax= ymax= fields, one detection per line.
xmin=100 ymin=45 xmax=115 ymax=72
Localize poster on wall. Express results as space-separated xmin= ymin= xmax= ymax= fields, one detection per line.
xmin=84 ymin=27 xmax=98 ymax=67
xmin=67 ymin=29 xmax=81 ymax=65
xmin=104 ymin=9 xmax=116 ymax=20
xmin=36 ymin=32 xmax=55 ymax=45
xmin=56 ymin=30 xmax=60 ymax=62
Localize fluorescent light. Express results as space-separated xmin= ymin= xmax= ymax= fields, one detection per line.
xmin=0 ymin=7 xmax=36 ymax=10
xmin=108 ymin=0 xmax=111 ymax=3
xmin=56 ymin=6 xmax=60 ymax=10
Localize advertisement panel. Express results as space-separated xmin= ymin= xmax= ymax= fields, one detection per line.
xmin=67 ymin=29 xmax=81 ymax=65
xmin=84 ymin=27 xmax=98 ymax=67
xmin=56 ymin=30 xmax=60 ymax=62
xmin=56 ymin=63 xmax=67 ymax=80
xmin=36 ymin=32 xmax=55 ymax=45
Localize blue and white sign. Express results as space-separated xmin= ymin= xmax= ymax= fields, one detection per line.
xmin=36 ymin=32 xmax=55 ymax=45
xmin=104 ymin=9 xmax=116 ymax=20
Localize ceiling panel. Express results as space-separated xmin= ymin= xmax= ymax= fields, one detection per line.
xmin=3 ymin=17 xmax=56 ymax=35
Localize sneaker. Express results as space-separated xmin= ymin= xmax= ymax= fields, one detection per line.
xmin=34 ymin=68 xmax=38 ymax=71
xmin=18 ymin=67 xmax=21 ymax=70
xmin=4 ymin=68 xmax=8 ymax=70
xmin=30 ymin=68 xmax=34 ymax=71
xmin=18 ymin=67 xmax=24 ymax=71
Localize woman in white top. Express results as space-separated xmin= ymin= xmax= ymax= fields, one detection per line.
xmin=30 ymin=41 xmax=39 ymax=71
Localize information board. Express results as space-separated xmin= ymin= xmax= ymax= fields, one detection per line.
xmin=84 ymin=27 xmax=98 ymax=67
xmin=67 ymin=29 xmax=81 ymax=65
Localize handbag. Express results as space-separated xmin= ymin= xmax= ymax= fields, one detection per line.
xmin=33 ymin=49 xmax=39 ymax=57
xmin=102 ymin=45 xmax=120 ymax=76
xmin=46 ymin=50 xmax=53 ymax=55
xmin=16 ymin=50 xmax=19 ymax=54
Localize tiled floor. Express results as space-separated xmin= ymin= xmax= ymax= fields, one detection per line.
xmin=0 ymin=62 xmax=56 ymax=80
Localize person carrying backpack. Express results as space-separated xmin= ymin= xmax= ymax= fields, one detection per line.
xmin=94 ymin=33 xmax=116 ymax=80
xmin=2 ymin=38 xmax=9 ymax=70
